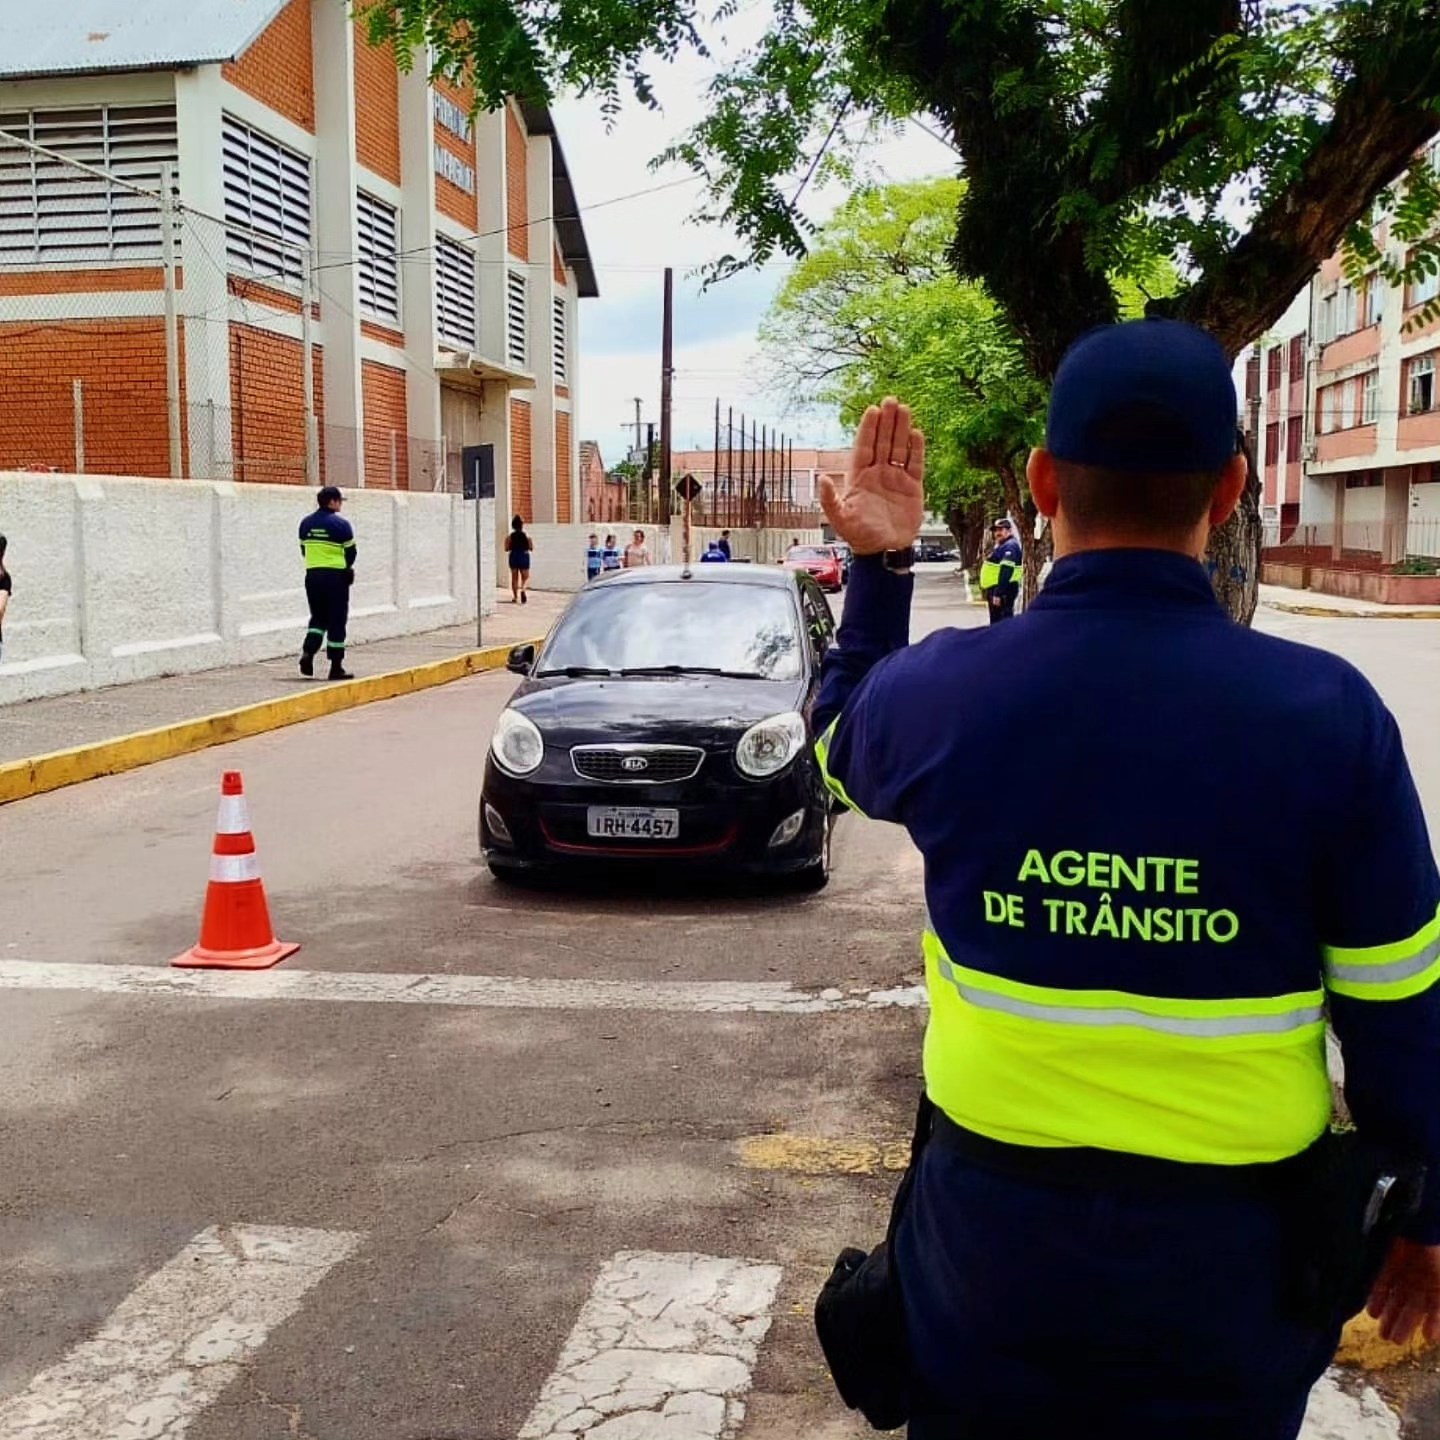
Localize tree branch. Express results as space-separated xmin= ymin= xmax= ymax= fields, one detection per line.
xmin=1172 ymin=63 xmax=1440 ymax=355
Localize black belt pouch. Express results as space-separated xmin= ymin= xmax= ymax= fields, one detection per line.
xmin=1285 ymin=1128 xmax=1426 ymax=1328
xmin=813 ymin=1093 xmax=933 ymax=1431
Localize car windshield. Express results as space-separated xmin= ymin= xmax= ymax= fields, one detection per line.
xmin=537 ymin=581 xmax=803 ymax=681
xmin=788 ymin=547 xmax=831 ymax=561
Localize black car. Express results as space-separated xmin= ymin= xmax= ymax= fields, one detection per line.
xmin=481 ymin=564 xmax=839 ymax=887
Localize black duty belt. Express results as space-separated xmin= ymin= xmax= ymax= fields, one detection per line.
xmin=930 ymin=1108 xmax=1325 ymax=1198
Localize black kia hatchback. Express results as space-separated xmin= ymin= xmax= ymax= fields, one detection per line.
xmin=480 ymin=563 xmax=839 ymax=887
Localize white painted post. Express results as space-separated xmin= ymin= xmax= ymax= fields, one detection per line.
xmin=301 ymin=249 xmax=320 ymax=489
xmin=160 ymin=164 xmax=183 ymax=480
xmin=71 ymin=379 xmax=85 ymax=474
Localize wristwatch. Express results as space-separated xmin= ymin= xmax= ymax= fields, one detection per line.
xmin=881 ymin=548 xmax=914 ymax=574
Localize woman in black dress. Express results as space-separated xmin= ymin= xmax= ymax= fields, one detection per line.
xmin=504 ymin=515 xmax=533 ymax=604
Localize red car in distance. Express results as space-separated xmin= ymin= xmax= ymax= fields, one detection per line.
xmin=781 ymin=544 xmax=845 ymax=593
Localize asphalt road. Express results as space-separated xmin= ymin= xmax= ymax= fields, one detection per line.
xmin=2 ymin=572 xmax=1437 ymax=1440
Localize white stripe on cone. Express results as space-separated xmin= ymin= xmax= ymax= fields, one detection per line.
xmin=215 ymin=795 xmax=253 ymax=836
xmin=210 ymin=853 xmax=262 ymax=884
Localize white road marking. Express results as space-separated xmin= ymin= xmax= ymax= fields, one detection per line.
xmin=0 ymin=960 xmax=928 ymax=1015
xmin=0 ymin=1224 xmax=362 ymax=1440
xmin=1301 ymin=1372 xmax=1401 ymax=1439
xmin=519 ymin=1251 xmax=782 ymax=1440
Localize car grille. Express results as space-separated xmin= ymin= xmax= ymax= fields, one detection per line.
xmin=570 ymin=745 xmax=705 ymax=784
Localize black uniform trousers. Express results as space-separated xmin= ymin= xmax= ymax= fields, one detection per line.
xmin=303 ymin=570 xmax=351 ymax=661
xmin=985 ymin=587 xmax=1018 ymax=624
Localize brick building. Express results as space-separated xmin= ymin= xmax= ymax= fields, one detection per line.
xmin=579 ymin=440 xmax=624 ymax=523
xmin=1236 ymin=139 xmax=1440 ymax=564
xmin=0 ymin=0 xmax=596 ymax=554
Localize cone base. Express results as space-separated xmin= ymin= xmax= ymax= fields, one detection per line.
xmin=170 ymin=939 xmax=301 ymax=970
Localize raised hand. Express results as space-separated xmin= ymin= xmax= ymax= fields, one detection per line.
xmin=820 ymin=398 xmax=926 ymax=556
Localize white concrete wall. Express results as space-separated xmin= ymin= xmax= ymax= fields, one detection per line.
xmin=500 ymin=523 xmax=825 ymax=593
xmin=0 ymin=473 xmax=494 ymax=703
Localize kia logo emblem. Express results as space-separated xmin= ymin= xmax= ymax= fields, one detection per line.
xmin=621 ymin=756 xmax=649 ymax=772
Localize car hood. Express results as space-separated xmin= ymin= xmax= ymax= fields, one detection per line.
xmin=508 ymin=675 xmax=809 ymax=740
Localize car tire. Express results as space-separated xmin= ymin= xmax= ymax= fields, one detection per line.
xmin=795 ymin=817 xmax=833 ymax=892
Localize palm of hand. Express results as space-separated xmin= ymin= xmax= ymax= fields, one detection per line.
xmin=833 ymin=461 xmax=926 ymax=555
xmin=821 ymin=398 xmax=926 ymax=555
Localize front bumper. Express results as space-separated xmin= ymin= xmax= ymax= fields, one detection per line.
xmin=481 ymin=757 xmax=827 ymax=873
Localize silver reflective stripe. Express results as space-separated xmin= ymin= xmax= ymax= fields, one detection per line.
xmin=210 ymin=853 xmax=261 ymax=883
xmin=1326 ymin=935 xmax=1440 ymax=987
xmin=934 ymin=954 xmax=1323 ymax=1038
xmin=215 ymin=795 xmax=252 ymax=836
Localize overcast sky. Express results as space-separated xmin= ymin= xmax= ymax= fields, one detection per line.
xmin=550 ymin=48 xmax=956 ymax=469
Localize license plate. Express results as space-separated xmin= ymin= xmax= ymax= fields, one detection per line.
xmin=586 ymin=807 xmax=680 ymax=840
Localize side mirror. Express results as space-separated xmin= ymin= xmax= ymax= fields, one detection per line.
xmin=507 ymin=643 xmax=537 ymax=675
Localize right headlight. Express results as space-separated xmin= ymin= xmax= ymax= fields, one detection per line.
xmin=735 ymin=711 xmax=807 ymax=779
xmin=491 ymin=708 xmax=544 ymax=777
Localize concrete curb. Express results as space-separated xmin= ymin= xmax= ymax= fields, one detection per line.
xmin=0 ymin=640 xmax=538 ymax=807
xmin=1264 ymin=601 xmax=1440 ymax=621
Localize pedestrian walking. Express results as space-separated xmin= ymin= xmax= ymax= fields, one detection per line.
xmin=812 ymin=323 xmax=1440 ymax=1440
xmin=602 ymin=534 xmax=622 ymax=572
xmin=585 ymin=532 xmax=603 ymax=582
xmin=623 ymin=528 xmax=651 ymax=568
xmin=505 ymin=515 xmax=533 ymax=604
xmin=979 ymin=516 xmax=1022 ymax=622
xmin=0 ymin=533 xmax=11 ymax=664
xmin=298 ymin=487 xmax=356 ymax=680
xmin=717 ymin=529 xmax=733 ymax=560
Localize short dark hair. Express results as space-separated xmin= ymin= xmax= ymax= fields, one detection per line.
xmin=317 ymin=486 xmax=343 ymax=507
xmin=1052 ymin=459 xmax=1224 ymax=542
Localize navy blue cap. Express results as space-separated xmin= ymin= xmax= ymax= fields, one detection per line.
xmin=1046 ymin=319 xmax=1238 ymax=473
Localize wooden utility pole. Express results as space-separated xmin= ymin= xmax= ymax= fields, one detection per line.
xmin=659 ymin=268 xmax=674 ymax=526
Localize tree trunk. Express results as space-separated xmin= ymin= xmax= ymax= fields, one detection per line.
xmin=1204 ymin=437 xmax=1262 ymax=625
xmin=945 ymin=497 xmax=989 ymax=578
xmin=996 ymin=458 xmax=1047 ymax=610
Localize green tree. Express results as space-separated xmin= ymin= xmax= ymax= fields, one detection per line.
xmin=759 ymin=179 xmax=1042 ymax=583
xmin=364 ymin=0 xmax=1440 ymax=621
xmin=760 ymin=178 xmax=1171 ymax=596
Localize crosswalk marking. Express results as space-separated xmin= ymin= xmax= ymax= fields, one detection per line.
xmin=0 ymin=960 xmax=927 ymax=1015
xmin=0 ymin=1224 xmax=362 ymax=1440
xmin=519 ymin=1251 xmax=783 ymax=1440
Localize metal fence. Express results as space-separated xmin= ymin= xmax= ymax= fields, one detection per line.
xmin=1262 ymin=519 xmax=1440 ymax=571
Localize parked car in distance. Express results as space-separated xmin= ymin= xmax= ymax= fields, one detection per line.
xmin=481 ymin=565 xmax=840 ymax=888
xmin=830 ymin=541 xmax=854 ymax=581
xmin=781 ymin=544 xmax=845 ymax=592
xmin=914 ymin=543 xmax=959 ymax=564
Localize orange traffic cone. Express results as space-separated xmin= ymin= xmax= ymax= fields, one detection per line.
xmin=171 ymin=772 xmax=300 ymax=970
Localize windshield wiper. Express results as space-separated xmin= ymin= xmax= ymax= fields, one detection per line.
xmin=618 ymin=665 xmax=768 ymax=680
xmin=535 ymin=665 xmax=616 ymax=678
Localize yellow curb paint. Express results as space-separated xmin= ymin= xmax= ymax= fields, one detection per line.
xmin=1266 ymin=603 xmax=1440 ymax=621
xmin=739 ymin=1134 xmax=909 ymax=1177
xmin=1335 ymin=1311 xmax=1436 ymax=1370
xmin=0 ymin=640 xmax=538 ymax=807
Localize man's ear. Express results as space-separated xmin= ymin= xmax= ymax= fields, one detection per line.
xmin=1028 ymin=449 xmax=1059 ymax=519
xmin=1209 ymin=453 xmax=1249 ymax=527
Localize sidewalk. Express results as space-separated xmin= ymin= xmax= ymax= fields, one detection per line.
xmin=1261 ymin=583 xmax=1440 ymax=620
xmin=0 ymin=590 xmax=568 ymax=766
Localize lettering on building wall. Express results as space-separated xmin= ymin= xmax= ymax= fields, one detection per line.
xmin=433 ymin=93 xmax=473 ymax=141
xmin=435 ymin=143 xmax=475 ymax=194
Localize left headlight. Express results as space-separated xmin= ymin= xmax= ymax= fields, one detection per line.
xmin=735 ymin=711 xmax=807 ymax=779
xmin=491 ymin=708 xmax=544 ymax=777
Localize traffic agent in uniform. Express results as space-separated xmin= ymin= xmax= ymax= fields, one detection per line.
xmin=811 ymin=322 xmax=1440 ymax=1439
xmin=979 ymin=516 xmax=1022 ymax=622
xmin=298 ymin=486 xmax=357 ymax=680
